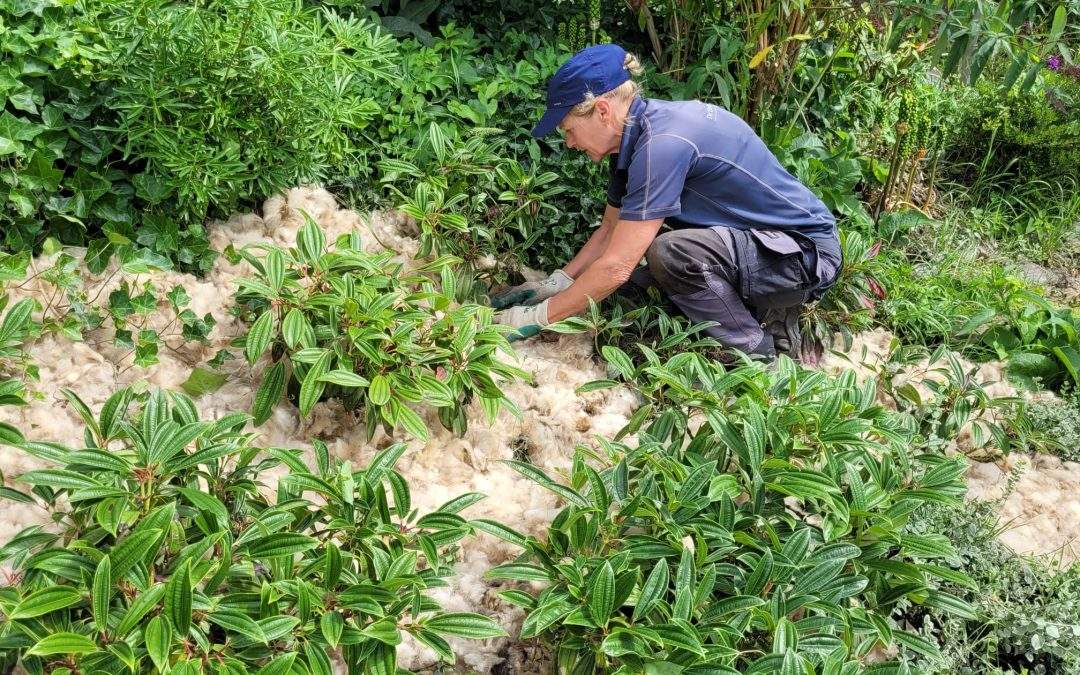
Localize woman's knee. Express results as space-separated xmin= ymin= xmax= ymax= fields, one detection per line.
xmin=644 ymin=232 xmax=688 ymax=289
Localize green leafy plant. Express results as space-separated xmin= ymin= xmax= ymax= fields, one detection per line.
xmin=0 ymin=386 xmax=507 ymax=674
xmin=876 ymin=345 xmax=1022 ymax=457
xmin=546 ymin=291 xmax=722 ymax=364
xmin=231 ymin=216 xmax=528 ymax=439
xmin=0 ymin=0 xmax=115 ymax=253
xmin=381 ymin=122 xmax=565 ymax=283
xmin=482 ymin=353 xmax=977 ymax=672
xmin=0 ymin=1 xmax=217 ymax=274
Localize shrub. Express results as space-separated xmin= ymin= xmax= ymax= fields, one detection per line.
xmin=102 ymin=0 xmax=398 ymax=225
xmin=0 ymin=1 xmax=220 ymax=274
xmin=230 ymin=216 xmax=528 ymax=439
xmin=351 ymin=26 xmax=610 ymax=272
xmin=945 ymin=71 xmax=1080 ymax=193
xmin=381 ymin=122 xmax=565 ymax=282
xmin=0 ymin=386 xmax=506 ymax=674
xmin=879 ymin=248 xmax=1080 ymax=392
xmin=483 ymin=353 xmax=976 ymax=672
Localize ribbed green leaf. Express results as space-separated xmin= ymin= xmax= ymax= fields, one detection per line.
xmin=145 ymin=615 xmax=173 ymax=672
xmin=423 ymin=612 xmax=507 ymax=639
xmin=110 ymin=529 xmax=163 ymax=583
xmin=470 ymin=519 xmax=529 ymax=548
xmin=115 ymin=584 xmax=166 ymax=636
xmin=253 ymin=361 xmax=286 ymax=425
xmin=923 ymin=589 xmax=978 ymax=619
xmin=264 ymin=248 xmax=285 ymax=291
xmin=486 ymin=563 xmax=553 ymax=582
xmin=633 ymin=561 xmax=669 ymax=622
xmin=209 ymin=609 xmax=267 ymax=642
xmin=588 ymin=561 xmax=616 ymax=626
xmin=165 ymin=559 xmax=193 ymax=635
xmin=319 ymin=370 xmax=369 ymax=388
xmin=255 ymin=652 xmax=297 ymax=675
xmin=703 ymin=594 xmax=765 ymax=618
xmin=245 ymin=533 xmax=319 ymax=558
xmin=245 ymin=309 xmax=276 ymax=365
xmin=27 ymin=632 xmax=99 ymax=657
xmin=282 ymin=308 xmax=311 ymax=349
xmin=299 ymin=350 xmax=333 ymax=416
xmin=321 ymin=611 xmax=344 ymax=647
xmin=368 ymin=374 xmax=391 ymax=406
xmin=93 ymin=556 xmax=112 ymax=633
xmin=412 ymin=628 xmax=455 ymax=663
xmin=743 ymin=549 xmax=774 ymax=596
xmin=305 ymin=642 xmax=334 ymax=675
xmin=11 ymin=586 xmax=83 ymax=619
xmin=17 ymin=469 xmax=100 ymax=490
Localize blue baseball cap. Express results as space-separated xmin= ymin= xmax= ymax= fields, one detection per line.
xmin=531 ymin=44 xmax=631 ymax=138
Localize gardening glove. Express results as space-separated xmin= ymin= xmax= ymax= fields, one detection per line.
xmin=494 ymin=299 xmax=550 ymax=342
xmin=489 ymin=270 xmax=573 ymax=309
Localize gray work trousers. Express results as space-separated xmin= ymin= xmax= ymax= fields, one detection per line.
xmin=628 ymin=226 xmax=839 ymax=354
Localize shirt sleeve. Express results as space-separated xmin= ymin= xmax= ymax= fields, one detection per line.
xmin=618 ymin=136 xmax=696 ymax=221
xmin=606 ymin=156 xmax=627 ymax=208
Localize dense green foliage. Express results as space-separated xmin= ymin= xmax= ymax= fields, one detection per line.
xmin=0 ymin=387 xmax=506 ymax=674
xmin=487 ymin=353 xmax=974 ymax=672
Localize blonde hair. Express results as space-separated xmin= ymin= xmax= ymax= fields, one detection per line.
xmin=567 ymin=52 xmax=644 ymax=119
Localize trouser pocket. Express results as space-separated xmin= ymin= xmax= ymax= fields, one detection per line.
xmin=737 ymin=230 xmax=812 ymax=309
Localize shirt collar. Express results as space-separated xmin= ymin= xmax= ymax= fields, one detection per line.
xmin=615 ymin=96 xmax=646 ymax=170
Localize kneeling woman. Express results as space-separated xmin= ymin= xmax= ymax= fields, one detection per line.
xmin=492 ymin=44 xmax=842 ymax=360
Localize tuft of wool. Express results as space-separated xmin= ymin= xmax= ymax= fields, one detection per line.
xmin=965 ymin=453 xmax=1080 ymax=564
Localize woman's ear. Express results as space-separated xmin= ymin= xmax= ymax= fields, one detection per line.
xmin=594 ymin=98 xmax=613 ymax=124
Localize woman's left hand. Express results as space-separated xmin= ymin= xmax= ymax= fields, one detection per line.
xmin=493 ymin=300 xmax=550 ymax=341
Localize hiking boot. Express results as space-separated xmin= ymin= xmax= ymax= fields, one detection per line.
xmin=760 ymin=305 xmax=803 ymax=358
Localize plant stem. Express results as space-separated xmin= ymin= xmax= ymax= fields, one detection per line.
xmin=874 ymin=133 xmax=905 ymax=223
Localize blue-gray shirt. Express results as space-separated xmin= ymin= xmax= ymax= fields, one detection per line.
xmin=607 ymin=97 xmax=841 ymax=273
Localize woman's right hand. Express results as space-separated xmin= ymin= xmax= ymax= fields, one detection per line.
xmin=489 ymin=270 xmax=574 ymax=309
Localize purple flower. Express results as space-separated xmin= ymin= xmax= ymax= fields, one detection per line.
xmin=1046 ymin=55 xmax=1063 ymax=71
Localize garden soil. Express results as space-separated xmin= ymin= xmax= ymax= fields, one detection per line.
xmin=1 ymin=187 xmax=1077 ymax=672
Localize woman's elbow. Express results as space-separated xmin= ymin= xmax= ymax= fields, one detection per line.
xmin=596 ymin=257 xmax=636 ymax=286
